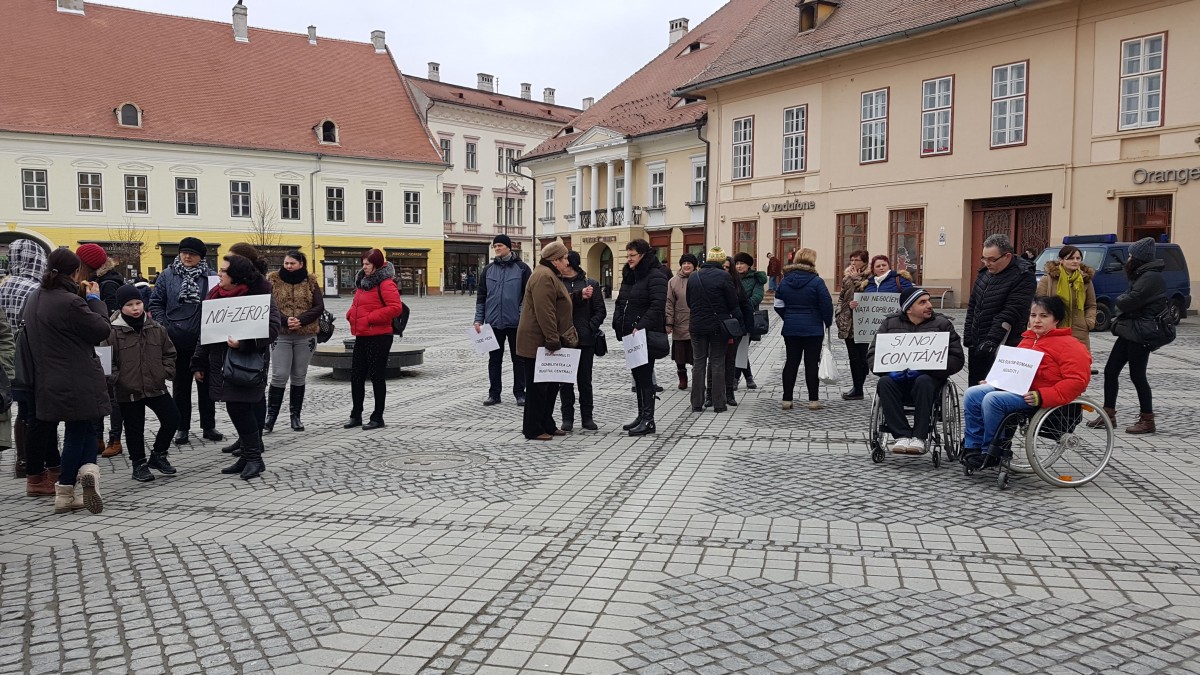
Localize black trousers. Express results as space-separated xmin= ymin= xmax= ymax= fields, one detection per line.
xmin=691 ymin=334 xmax=726 ymax=409
xmin=350 ymin=334 xmax=393 ymax=421
xmin=876 ymin=374 xmax=940 ymax=441
xmin=17 ymin=395 xmax=59 ymax=475
xmin=521 ymin=357 xmax=558 ymax=438
xmin=172 ymin=336 xmax=216 ymax=432
xmin=559 ymin=346 xmax=595 ymax=422
xmin=783 ymin=336 xmax=823 ymax=402
xmin=844 ymin=337 xmax=870 ymax=394
xmin=488 ymin=327 xmax=526 ymax=400
xmin=967 ymin=348 xmax=997 ymax=387
xmin=1104 ymin=337 xmax=1153 ymax=413
xmin=226 ymin=402 xmax=261 ymax=453
xmin=119 ymin=394 xmax=180 ymax=466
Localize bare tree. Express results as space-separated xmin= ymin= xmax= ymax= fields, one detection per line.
xmin=106 ymin=217 xmax=146 ymax=275
xmin=248 ymin=191 xmax=282 ymax=249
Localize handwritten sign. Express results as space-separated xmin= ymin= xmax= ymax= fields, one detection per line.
xmin=533 ymin=347 xmax=580 ymax=384
xmin=199 ymin=295 xmax=271 ymax=345
xmin=986 ymin=346 xmax=1044 ymax=394
xmin=853 ymin=293 xmax=900 ymax=344
xmin=95 ymin=346 xmax=112 ymax=376
xmin=623 ymin=331 xmax=649 ymax=370
xmin=467 ymin=324 xmax=500 ymax=355
xmin=873 ymin=332 xmax=950 ymax=372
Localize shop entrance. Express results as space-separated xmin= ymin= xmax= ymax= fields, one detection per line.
xmin=774 ymin=218 xmax=802 ymax=266
xmin=598 ymin=245 xmax=614 ymax=294
xmin=970 ymin=194 xmax=1052 ymax=286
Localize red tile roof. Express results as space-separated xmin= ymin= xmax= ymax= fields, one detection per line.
xmin=0 ymin=0 xmax=444 ymax=165
xmin=524 ymin=0 xmax=773 ymax=161
xmin=678 ymin=0 xmax=1027 ymax=93
xmin=406 ymin=76 xmax=580 ymax=125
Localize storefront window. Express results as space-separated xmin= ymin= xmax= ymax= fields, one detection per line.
xmin=888 ymin=208 xmax=924 ymax=284
xmin=1122 ymin=195 xmax=1172 ymax=242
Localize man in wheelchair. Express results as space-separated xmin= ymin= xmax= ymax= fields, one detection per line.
xmin=867 ymin=288 xmax=964 ymax=453
xmin=961 ymin=296 xmax=1091 ymax=469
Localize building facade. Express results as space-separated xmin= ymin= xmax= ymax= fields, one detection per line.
xmin=676 ymin=0 xmax=1200 ymax=301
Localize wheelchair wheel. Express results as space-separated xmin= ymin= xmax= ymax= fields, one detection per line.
xmin=997 ymin=468 xmax=1010 ymax=490
xmin=867 ymin=394 xmax=884 ymax=462
xmin=1025 ymin=396 xmax=1115 ymax=487
xmin=932 ymin=446 xmax=941 ymax=468
xmin=940 ymin=381 xmax=962 ymax=462
xmin=872 ymin=448 xmax=885 ymax=463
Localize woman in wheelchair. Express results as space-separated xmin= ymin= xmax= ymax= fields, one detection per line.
xmin=961 ymin=295 xmax=1091 ymax=469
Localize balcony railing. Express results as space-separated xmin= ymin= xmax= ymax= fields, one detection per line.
xmin=579 ymin=210 xmax=592 ymax=228
xmin=444 ymin=222 xmax=483 ymax=235
xmin=594 ymin=209 xmax=608 ymax=227
xmin=611 ymin=208 xmax=623 ymax=227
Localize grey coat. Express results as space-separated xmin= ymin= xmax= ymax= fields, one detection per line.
xmin=23 ymin=285 xmax=112 ymax=422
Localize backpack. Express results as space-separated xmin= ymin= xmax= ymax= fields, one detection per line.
xmin=375 ymin=278 xmax=410 ymax=337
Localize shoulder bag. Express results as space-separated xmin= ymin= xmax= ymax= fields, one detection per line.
xmin=222 ymin=347 xmax=268 ymax=388
xmin=695 ymin=272 xmax=744 ymax=339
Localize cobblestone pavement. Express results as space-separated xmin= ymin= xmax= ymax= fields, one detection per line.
xmin=2 ymin=294 xmax=1199 ymax=674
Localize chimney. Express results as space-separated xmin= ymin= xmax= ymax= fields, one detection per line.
xmin=521 ymin=83 xmax=531 ymax=100
xmin=543 ymin=88 xmax=556 ymax=105
xmin=669 ymin=17 xmax=689 ymax=46
xmin=56 ymin=0 xmax=84 ymax=14
xmin=428 ymin=62 xmax=441 ymax=82
xmin=582 ymin=97 xmax=594 ymax=110
xmin=307 ymin=25 xmax=317 ymax=45
xmin=232 ymin=1 xmax=248 ymax=43
xmin=370 ymin=30 xmax=386 ymax=53
xmin=477 ymin=73 xmax=494 ymax=93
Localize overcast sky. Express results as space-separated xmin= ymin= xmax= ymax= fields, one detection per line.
xmin=95 ymin=0 xmax=728 ymax=110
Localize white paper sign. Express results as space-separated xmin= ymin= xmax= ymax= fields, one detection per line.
xmin=623 ymin=331 xmax=649 ymax=370
xmin=199 ymin=295 xmax=272 ymax=345
xmin=853 ymin=293 xmax=901 ymax=344
xmin=207 ymin=276 xmax=220 ymax=294
xmin=467 ymin=324 xmax=500 ymax=355
xmin=533 ymin=347 xmax=580 ymax=384
xmin=95 ymin=346 xmax=112 ymax=376
xmin=986 ymin=346 xmax=1044 ymax=395
xmin=735 ymin=336 xmax=750 ymax=369
xmin=873 ymin=332 xmax=951 ymax=372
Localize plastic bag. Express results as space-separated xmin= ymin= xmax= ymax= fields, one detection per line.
xmin=818 ymin=330 xmax=840 ymax=385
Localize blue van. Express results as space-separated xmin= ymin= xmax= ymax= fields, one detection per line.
xmin=1033 ymin=234 xmax=1191 ymax=331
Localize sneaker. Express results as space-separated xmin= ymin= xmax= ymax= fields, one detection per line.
xmin=781 ymin=401 xmax=793 ymax=410
xmin=132 ymin=464 xmax=155 ymax=482
xmin=808 ymin=401 xmax=823 ymax=411
xmin=907 ymin=438 xmax=926 ymax=454
xmin=147 ymin=452 xmax=177 ymax=475
xmin=515 ymin=396 xmax=526 ymax=407
xmin=891 ymin=438 xmax=913 ymax=453
xmin=201 ymin=428 xmax=225 ymax=442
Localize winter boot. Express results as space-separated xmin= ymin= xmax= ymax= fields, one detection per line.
xmin=221 ymin=458 xmax=247 ymax=474
xmin=147 ymin=452 xmax=177 ymax=475
xmin=744 ymin=371 xmax=757 ymax=390
xmin=1125 ymin=413 xmax=1156 ymax=435
xmin=263 ymin=386 xmax=285 ymax=434
xmin=25 ymin=471 xmax=54 ymax=497
xmin=54 ymin=483 xmax=85 ymax=513
xmin=1086 ymin=407 xmax=1116 ymax=429
xmin=78 ymin=463 xmax=103 ymax=514
xmin=623 ymin=388 xmax=645 ymax=430
xmin=628 ymin=387 xmax=657 ymax=436
xmin=239 ymin=446 xmax=265 ymax=480
xmin=726 ymin=389 xmax=738 ymax=407
xmin=289 ymin=385 xmax=306 ymax=432
xmin=677 ymin=368 xmax=688 ymax=390
xmin=222 ymin=439 xmax=242 ymax=455
xmin=132 ymin=463 xmax=155 ymax=482
xmin=561 ymin=401 xmax=575 ymax=433
xmin=704 ymin=387 xmax=713 ymax=409
xmin=13 ymin=418 xmax=26 ymax=479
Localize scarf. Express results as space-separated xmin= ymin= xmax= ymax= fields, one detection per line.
xmin=171 ymin=256 xmax=210 ymax=305
xmin=355 ymin=262 xmax=395 ymax=291
xmin=122 ymin=311 xmax=145 ymax=332
xmin=278 ymin=267 xmax=309 ymax=285
xmin=1056 ymin=267 xmax=1085 ymax=318
xmin=873 ymin=273 xmax=889 ymax=288
xmin=207 ymin=283 xmax=248 ymax=300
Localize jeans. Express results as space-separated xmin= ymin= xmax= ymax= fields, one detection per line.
xmin=521 ymin=357 xmax=558 ymax=438
xmin=226 ymin=403 xmax=261 ymax=454
xmin=271 ymin=334 xmax=317 ymax=388
xmin=691 ymin=333 xmax=726 ymax=409
xmin=962 ymin=385 xmax=1033 ymax=451
xmin=172 ymin=335 xmax=217 ymax=432
xmin=782 ymin=336 xmax=823 ymax=402
xmin=120 ymin=394 xmax=180 ymax=466
xmin=58 ymin=419 xmax=97 ymax=486
xmin=876 ymin=374 xmax=941 ymax=441
xmin=844 ymin=337 xmax=870 ymax=394
xmin=1103 ymin=337 xmax=1153 ymax=413
xmin=350 ymin=334 xmax=393 ymax=421
xmin=17 ymin=395 xmax=59 ymax=475
xmin=558 ymin=347 xmax=595 ymax=423
xmin=488 ymin=327 xmax=526 ymax=400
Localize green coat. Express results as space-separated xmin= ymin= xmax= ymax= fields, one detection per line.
xmin=740 ymin=270 xmax=767 ymax=308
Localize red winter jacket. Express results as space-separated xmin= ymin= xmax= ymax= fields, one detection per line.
xmin=347 ymin=269 xmax=403 ymax=337
xmin=1018 ymin=327 xmax=1091 ymax=409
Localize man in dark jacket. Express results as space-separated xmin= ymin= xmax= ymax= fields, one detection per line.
xmin=963 ymin=233 xmax=1035 ymax=385
xmin=474 ymin=235 xmax=533 ymax=406
xmin=868 ymin=288 xmax=965 ymax=454
xmin=687 ymin=247 xmax=740 ymax=413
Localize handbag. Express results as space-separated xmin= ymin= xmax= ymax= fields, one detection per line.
xmin=751 ymin=309 xmax=769 ymax=339
xmin=222 ymin=347 xmax=268 ymax=388
xmin=593 ymin=330 xmax=608 ymax=357
xmin=694 ymin=272 xmax=745 ymax=339
xmin=316 ymin=310 xmax=335 ymax=344
xmin=818 ymin=329 xmax=840 ymax=385
xmin=646 ymin=330 xmax=670 ymax=360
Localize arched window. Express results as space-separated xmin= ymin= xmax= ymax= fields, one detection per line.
xmin=118 ymin=103 xmax=141 ymax=127
xmin=319 ymin=120 xmax=338 ymax=144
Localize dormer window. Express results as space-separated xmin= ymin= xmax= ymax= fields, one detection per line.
xmin=799 ymin=6 xmax=816 ymax=31
xmin=797 ymin=0 xmax=839 ymax=33
xmin=680 ymin=41 xmax=709 ymax=56
xmin=318 ymin=119 xmax=339 ymax=144
xmin=117 ymin=103 xmax=142 ymax=128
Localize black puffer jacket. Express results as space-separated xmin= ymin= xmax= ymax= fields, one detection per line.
xmin=686 ymin=263 xmax=739 ymax=337
xmin=613 ymin=255 xmax=667 ymax=337
xmin=1113 ymin=259 xmax=1167 ymax=340
xmin=964 ymin=257 xmax=1036 ymax=350
xmin=561 ymin=271 xmax=606 ymax=347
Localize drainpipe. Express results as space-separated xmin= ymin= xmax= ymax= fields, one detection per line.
xmin=309 ymin=154 xmax=323 ymax=266
xmin=696 ymin=116 xmax=710 ymax=247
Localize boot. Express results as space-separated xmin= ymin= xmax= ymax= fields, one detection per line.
xmin=222 ymin=439 xmax=242 ymax=454
xmin=1125 ymin=413 xmax=1156 ymax=435
xmin=78 ymin=463 xmax=103 ymax=514
xmin=623 ymin=388 xmax=644 ymax=430
xmin=101 ymin=439 xmax=122 ymax=458
xmin=744 ymin=371 xmax=757 ymax=390
xmin=132 ymin=463 xmax=155 ymax=482
xmin=704 ymin=387 xmax=712 ymax=409
xmin=289 ymin=385 xmax=306 ymax=432
xmin=1086 ymin=407 xmax=1116 ymax=429
xmin=726 ymin=389 xmax=738 ymax=407
xmin=628 ymin=388 xmax=656 ymax=436
xmin=147 ymin=452 xmax=177 ymax=475
xmin=13 ymin=418 xmax=26 ymax=479
xmin=561 ymin=402 xmax=575 ymax=433
xmin=25 ymin=471 xmax=54 ymax=497
xmin=677 ymin=368 xmax=688 ymax=390
xmin=221 ymin=458 xmax=247 ymax=474
xmin=54 ymin=483 xmax=85 ymax=514
xmin=239 ymin=447 xmax=265 ymax=480
xmin=263 ymin=386 xmax=285 ymax=434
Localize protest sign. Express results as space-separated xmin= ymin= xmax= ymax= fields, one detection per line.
xmin=986 ymin=346 xmax=1044 ymax=394
xmin=95 ymin=345 xmax=112 ymax=376
xmin=533 ymin=347 xmax=580 ymax=384
xmin=853 ymin=293 xmax=900 ymax=344
xmin=872 ymin=332 xmax=951 ymax=372
xmin=199 ymin=295 xmax=272 ymax=345
xmin=467 ymin=324 xmax=500 ymax=355
xmin=735 ymin=336 xmax=750 ymax=369
xmin=623 ymin=331 xmax=649 ymax=369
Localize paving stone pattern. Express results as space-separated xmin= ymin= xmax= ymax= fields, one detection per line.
xmin=1 ymin=295 xmax=1199 ymax=674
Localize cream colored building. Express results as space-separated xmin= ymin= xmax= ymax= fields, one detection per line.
xmin=675 ymin=0 xmax=1200 ymax=303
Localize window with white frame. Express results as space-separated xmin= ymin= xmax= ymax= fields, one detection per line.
xmin=124 ymin=174 xmax=148 ymax=213
xmin=516 ymin=199 xmax=523 ymax=226
xmin=22 ymin=169 xmax=48 ymax=211
xmin=693 ymin=162 xmax=707 ymax=203
xmin=496 ymin=147 xmax=519 ymax=173
xmin=78 ymin=172 xmax=102 ymax=211
xmin=326 ymin=186 xmax=344 ymax=222
xmin=991 ymin=62 xmax=1027 ymax=147
xmin=783 ymin=106 xmax=807 ymax=172
xmin=440 ymin=138 xmax=452 ymax=164
xmin=443 ymin=192 xmax=453 ymax=222
xmin=465 ymin=194 xmax=478 ymax=223
xmin=1120 ymin=34 xmax=1165 ymax=130
xmin=567 ymin=178 xmax=577 ymax=215
xmin=495 ymin=197 xmax=503 ymax=225
xmin=280 ymin=184 xmax=300 ymax=220
xmin=176 ymin=177 xmax=197 ymax=216
xmin=649 ymin=168 xmax=665 ymax=208
xmin=505 ymin=198 xmax=516 ymax=226
xmin=921 ymin=76 xmax=953 ymax=156
xmin=366 ymin=189 xmax=384 ymax=223
xmin=732 ymin=117 xmax=753 ymax=179
xmin=860 ymin=89 xmax=888 ymax=163
xmin=544 ymin=184 xmax=555 ymax=219
xmin=615 ymin=177 xmax=624 ymax=210
xmin=465 ymin=142 xmax=477 ymax=170
xmin=403 ymin=191 xmax=420 ymax=224
xmin=230 ymin=181 xmax=251 ymax=218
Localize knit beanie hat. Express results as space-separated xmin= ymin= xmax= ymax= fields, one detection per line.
xmin=493 ymin=234 xmax=513 ymax=249
xmin=679 ymin=253 xmax=699 ymax=267
xmin=539 ymin=238 xmax=568 ymax=261
xmin=362 ymin=248 xmax=386 ymax=268
xmin=899 ymin=287 xmax=930 ymax=313
xmin=116 ymin=284 xmax=142 ymax=308
xmin=178 ymin=237 xmax=207 ymax=257
xmin=706 ymin=246 xmax=727 ymax=263
xmin=566 ymin=250 xmax=582 ymax=269
xmin=733 ymin=252 xmax=755 ymax=267
xmin=1128 ymin=237 xmax=1156 ymax=264
xmin=76 ymin=243 xmax=108 ymax=271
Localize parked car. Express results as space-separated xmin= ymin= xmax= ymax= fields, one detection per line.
xmin=1034 ymin=234 xmax=1191 ymax=331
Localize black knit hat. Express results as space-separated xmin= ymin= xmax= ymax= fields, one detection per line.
xmin=733 ymin=252 xmax=755 ymax=267
xmin=679 ymin=253 xmax=699 ymax=267
xmin=116 ymin=284 xmax=142 ymax=308
xmin=179 ymin=237 xmax=207 ymax=257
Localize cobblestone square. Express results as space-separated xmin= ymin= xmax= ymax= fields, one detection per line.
xmin=2 ymin=294 xmax=1199 ymax=674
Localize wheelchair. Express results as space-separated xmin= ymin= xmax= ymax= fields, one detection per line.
xmin=868 ymin=380 xmax=962 ymax=468
xmin=962 ymin=394 xmax=1116 ymax=489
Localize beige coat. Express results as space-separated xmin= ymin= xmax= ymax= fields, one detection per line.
xmin=1035 ymin=261 xmax=1097 ymax=348
xmin=664 ymin=271 xmax=692 ymax=341
xmin=516 ymin=263 xmax=578 ymax=359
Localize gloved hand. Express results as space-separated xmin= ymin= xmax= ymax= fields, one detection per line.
xmin=977 ymin=340 xmax=997 ymax=354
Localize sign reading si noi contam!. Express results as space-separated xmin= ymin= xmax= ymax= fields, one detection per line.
xmin=1133 ymin=167 xmax=1200 ymax=186
xmin=762 ymin=199 xmax=816 ymax=213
